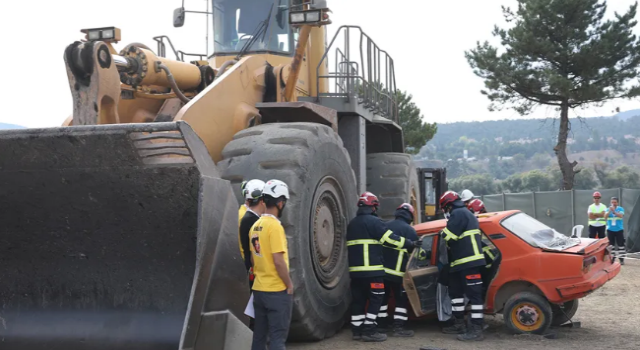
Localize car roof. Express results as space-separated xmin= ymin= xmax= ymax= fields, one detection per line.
xmin=414 ymin=210 xmax=522 ymax=234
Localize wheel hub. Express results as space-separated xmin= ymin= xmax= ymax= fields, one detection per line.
xmin=310 ymin=178 xmax=346 ymax=290
xmin=515 ymin=304 xmax=540 ymax=326
xmin=315 ymin=204 xmax=335 ymax=263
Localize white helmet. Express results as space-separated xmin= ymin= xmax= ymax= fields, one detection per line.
xmin=243 ymin=179 xmax=266 ymax=200
xmin=460 ymin=189 xmax=474 ymax=202
xmin=263 ymin=179 xmax=290 ymax=200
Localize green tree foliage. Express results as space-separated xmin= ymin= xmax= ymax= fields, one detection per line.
xmin=501 ymin=169 xmax=555 ymax=193
xmin=396 ymin=90 xmax=437 ymax=154
xmin=532 ymin=153 xmax=551 ymax=169
xmin=466 ymin=0 xmax=640 ymax=190
xmin=601 ymin=165 xmax=640 ymax=188
xmin=550 ymin=166 xmax=598 ymax=190
xmin=449 ymin=174 xmax=498 ymax=196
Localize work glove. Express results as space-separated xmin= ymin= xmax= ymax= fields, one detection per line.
xmin=412 ymin=240 xmax=422 ymax=248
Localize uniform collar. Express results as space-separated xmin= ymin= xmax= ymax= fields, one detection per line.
xmin=261 ymin=213 xmax=281 ymax=222
xmin=247 ymin=208 xmax=260 ymax=217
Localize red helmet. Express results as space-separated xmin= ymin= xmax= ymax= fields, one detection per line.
xmin=439 ymin=191 xmax=460 ymax=210
xmin=468 ymin=199 xmax=486 ymax=214
xmin=358 ymin=192 xmax=380 ymax=207
xmin=397 ymin=203 xmax=415 ymax=219
xmin=593 ymin=191 xmax=601 ymax=198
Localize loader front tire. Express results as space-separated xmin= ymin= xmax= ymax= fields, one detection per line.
xmin=219 ymin=122 xmax=357 ymax=341
xmin=366 ymin=152 xmax=421 ymax=223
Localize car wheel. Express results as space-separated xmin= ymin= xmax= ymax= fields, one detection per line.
xmin=503 ymin=292 xmax=553 ymax=335
xmin=550 ymin=299 xmax=579 ymax=326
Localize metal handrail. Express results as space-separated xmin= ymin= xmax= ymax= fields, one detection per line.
xmin=314 ymin=25 xmax=398 ymax=123
xmin=152 ymin=36 xmax=183 ymax=61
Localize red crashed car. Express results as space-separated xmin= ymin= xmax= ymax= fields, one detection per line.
xmin=401 ymin=210 xmax=621 ymax=334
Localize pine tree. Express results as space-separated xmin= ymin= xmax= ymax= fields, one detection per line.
xmin=466 ymin=0 xmax=640 ymax=189
xmin=396 ymin=90 xmax=438 ymax=154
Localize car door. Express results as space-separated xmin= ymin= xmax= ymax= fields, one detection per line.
xmin=403 ymin=234 xmax=439 ymax=317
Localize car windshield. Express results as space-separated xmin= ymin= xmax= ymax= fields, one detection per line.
xmin=212 ymin=0 xmax=293 ymax=55
xmin=501 ymin=213 xmax=580 ymax=251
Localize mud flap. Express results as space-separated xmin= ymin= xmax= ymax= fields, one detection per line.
xmin=0 ymin=122 xmax=250 ymax=350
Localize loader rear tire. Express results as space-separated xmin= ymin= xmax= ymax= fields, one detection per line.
xmin=218 ymin=122 xmax=357 ymax=341
xmin=366 ymin=152 xmax=421 ymax=223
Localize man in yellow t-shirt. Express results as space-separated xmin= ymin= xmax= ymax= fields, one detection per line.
xmin=250 ymin=179 xmax=292 ymax=350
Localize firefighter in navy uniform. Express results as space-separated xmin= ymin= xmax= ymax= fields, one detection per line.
xmin=377 ymin=203 xmax=418 ymax=337
xmin=439 ymin=191 xmax=486 ymax=341
xmin=347 ymin=192 xmax=418 ymax=343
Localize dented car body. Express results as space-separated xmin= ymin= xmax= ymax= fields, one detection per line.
xmin=402 ymin=210 xmax=621 ymax=334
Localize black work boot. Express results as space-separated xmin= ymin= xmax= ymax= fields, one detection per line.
xmin=376 ymin=322 xmax=391 ymax=333
xmin=457 ymin=323 xmax=484 ymax=341
xmin=361 ymin=329 xmax=388 ymax=342
xmin=351 ymin=330 xmax=362 ymax=341
xmin=442 ymin=318 xmax=466 ymax=334
xmin=391 ymin=325 xmax=415 ymax=337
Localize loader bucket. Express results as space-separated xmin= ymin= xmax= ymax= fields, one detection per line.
xmin=0 ymin=122 xmax=251 ymax=350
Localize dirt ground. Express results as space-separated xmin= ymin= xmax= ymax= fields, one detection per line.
xmin=289 ymin=260 xmax=640 ymax=350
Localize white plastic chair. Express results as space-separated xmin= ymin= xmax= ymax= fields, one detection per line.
xmin=571 ymin=225 xmax=584 ymax=238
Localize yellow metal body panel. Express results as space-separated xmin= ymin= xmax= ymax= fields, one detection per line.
xmin=175 ymin=55 xmax=266 ymax=163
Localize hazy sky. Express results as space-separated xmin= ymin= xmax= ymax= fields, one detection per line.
xmin=3 ymin=0 xmax=638 ymax=128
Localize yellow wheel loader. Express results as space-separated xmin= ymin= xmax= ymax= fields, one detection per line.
xmin=0 ymin=0 xmax=420 ymax=348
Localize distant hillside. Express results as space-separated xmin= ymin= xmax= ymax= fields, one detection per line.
xmin=0 ymin=123 xmax=25 ymax=129
xmin=421 ymin=113 xmax=640 ymax=162
xmin=613 ymin=108 xmax=640 ymax=121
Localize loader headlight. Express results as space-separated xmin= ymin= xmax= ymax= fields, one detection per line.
xmin=305 ymin=11 xmax=320 ymax=23
xmin=290 ymin=12 xmax=305 ymax=23
xmin=289 ymin=10 xmax=322 ymax=24
xmin=88 ymin=30 xmax=101 ymax=40
xmin=102 ymin=29 xmax=115 ymax=40
xmin=81 ymin=27 xmax=121 ymax=43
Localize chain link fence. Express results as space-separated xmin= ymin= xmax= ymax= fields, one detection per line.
xmin=481 ymin=189 xmax=640 ymax=243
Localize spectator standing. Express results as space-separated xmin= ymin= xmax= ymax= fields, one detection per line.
xmin=588 ymin=191 xmax=607 ymax=239
xmin=605 ymin=197 xmax=625 ymax=265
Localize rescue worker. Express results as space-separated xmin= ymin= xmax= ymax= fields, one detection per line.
xmin=347 ymin=192 xmax=418 ymax=342
xmin=238 ymin=180 xmax=249 ymax=225
xmin=239 ymin=179 xmax=266 ymax=272
xmin=439 ymin=191 xmax=486 ymax=341
xmin=250 ymin=179 xmax=293 ymax=350
xmin=239 ymin=179 xmax=266 ymax=331
xmin=588 ymin=191 xmax=607 ymax=239
xmin=377 ymin=203 xmax=418 ymax=338
xmin=468 ymin=199 xmax=487 ymax=214
xmin=460 ymin=189 xmax=475 ymax=209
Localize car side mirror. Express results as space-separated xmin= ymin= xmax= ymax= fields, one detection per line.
xmin=173 ymin=7 xmax=186 ymax=27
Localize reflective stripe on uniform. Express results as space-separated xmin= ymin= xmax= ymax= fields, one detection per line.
xmin=442 ymin=227 xmax=458 ymax=241
xmin=351 ymin=314 xmax=365 ymax=327
xmin=483 ymin=246 xmax=495 ymax=260
xmin=385 ymin=247 xmax=409 ymax=277
xmin=451 ymin=253 xmax=484 ymax=267
xmin=349 ymin=265 xmax=384 ymax=272
xmin=347 ymin=239 xmax=384 ymax=272
xmin=450 ymin=229 xmax=484 ymax=267
xmin=380 ymin=230 xmax=406 ymax=248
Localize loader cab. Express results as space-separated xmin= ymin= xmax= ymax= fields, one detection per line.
xmin=211 ymin=0 xmax=295 ymax=56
